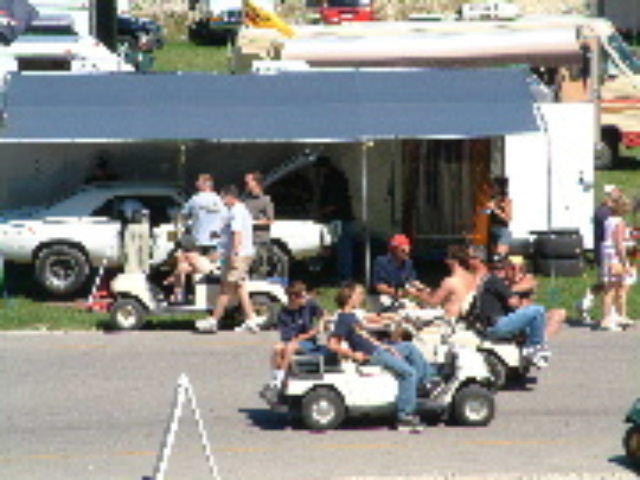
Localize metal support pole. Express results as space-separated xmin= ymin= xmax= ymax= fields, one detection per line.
xmin=589 ymin=35 xmax=602 ymax=146
xmin=361 ymin=141 xmax=371 ymax=287
xmin=178 ymin=143 xmax=187 ymax=187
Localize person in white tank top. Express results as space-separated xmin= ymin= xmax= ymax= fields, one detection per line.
xmin=600 ymin=195 xmax=632 ymax=331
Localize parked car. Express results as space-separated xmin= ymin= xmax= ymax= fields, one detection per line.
xmin=117 ymin=15 xmax=165 ymax=52
xmin=0 ymin=182 xmax=334 ymax=297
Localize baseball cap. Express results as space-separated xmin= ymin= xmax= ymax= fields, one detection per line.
xmin=389 ymin=234 xmax=411 ymax=249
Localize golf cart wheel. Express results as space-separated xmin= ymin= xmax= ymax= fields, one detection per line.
xmin=301 ymin=387 xmax=346 ymax=430
xmin=110 ymin=298 xmax=146 ymax=330
xmin=250 ymin=294 xmax=279 ymax=330
xmin=624 ymin=425 xmax=640 ymax=467
xmin=35 ymin=244 xmax=90 ymax=297
xmin=451 ymin=384 xmax=494 ymax=426
xmin=482 ymin=353 xmax=507 ymax=391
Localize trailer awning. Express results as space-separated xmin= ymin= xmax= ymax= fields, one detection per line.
xmin=0 ymin=68 xmax=539 ymax=142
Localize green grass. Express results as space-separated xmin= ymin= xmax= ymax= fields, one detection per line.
xmin=152 ymin=41 xmax=231 ymax=73
xmin=0 ymin=297 xmax=106 ymax=331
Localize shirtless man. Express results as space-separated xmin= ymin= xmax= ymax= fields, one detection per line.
xmin=418 ymin=245 xmax=477 ymax=319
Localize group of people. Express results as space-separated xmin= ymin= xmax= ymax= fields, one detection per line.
xmin=164 ymin=171 xmax=275 ymax=334
xmin=261 ymin=232 xmax=554 ymax=431
xmin=592 ymin=184 xmax=637 ymax=330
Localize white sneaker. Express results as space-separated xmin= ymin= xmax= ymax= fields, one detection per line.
xmin=195 ymin=317 xmax=218 ymax=333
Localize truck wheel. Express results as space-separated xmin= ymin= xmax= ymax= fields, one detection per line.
xmin=624 ymin=425 xmax=640 ymax=467
xmin=110 ymin=298 xmax=146 ymax=330
xmin=482 ymin=353 xmax=507 ymax=391
xmin=534 ymin=258 xmax=584 ymax=277
xmin=250 ymin=294 xmax=279 ymax=330
xmin=301 ymin=387 xmax=346 ymax=430
xmin=451 ymin=384 xmax=494 ymax=426
xmin=534 ymin=234 xmax=582 ymax=258
xmin=35 ymin=245 xmax=90 ymax=296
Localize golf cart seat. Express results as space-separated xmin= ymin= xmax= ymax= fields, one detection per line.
xmin=290 ymin=350 xmax=342 ymax=375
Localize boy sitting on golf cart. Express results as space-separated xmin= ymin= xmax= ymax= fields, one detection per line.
xmin=260 ymin=281 xmax=325 ymax=401
xmin=328 ymin=282 xmax=440 ymax=431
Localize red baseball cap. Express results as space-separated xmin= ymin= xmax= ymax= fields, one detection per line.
xmin=389 ymin=233 xmax=411 ymax=249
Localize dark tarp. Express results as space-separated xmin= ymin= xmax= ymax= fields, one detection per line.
xmin=0 ymin=68 xmax=539 ymax=141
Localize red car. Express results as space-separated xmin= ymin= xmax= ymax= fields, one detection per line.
xmin=320 ymin=0 xmax=374 ymax=24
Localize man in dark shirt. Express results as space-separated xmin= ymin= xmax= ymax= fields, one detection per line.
xmin=468 ymin=253 xmax=550 ymax=367
xmin=263 ymin=281 xmax=324 ymax=395
xmin=312 ymin=156 xmax=355 ymax=281
xmin=328 ymin=283 xmax=437 ymax=431
xmin=372 ymin=234 xmax=422 ymax=310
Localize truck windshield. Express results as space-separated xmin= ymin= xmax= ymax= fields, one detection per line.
xmin=607 ymin=32 xmax=640 ymax=75
xmin=326 ymin=0 xmax=371 ymax=7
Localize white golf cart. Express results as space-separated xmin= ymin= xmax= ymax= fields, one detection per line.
xmin=263 ymin=317 xmax=496 ymax=430
xmin=108 ymin=210 xmax=287 ymax=330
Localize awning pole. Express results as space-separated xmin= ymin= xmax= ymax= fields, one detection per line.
xmin=362 ymin=141 xmax=371 ymax=286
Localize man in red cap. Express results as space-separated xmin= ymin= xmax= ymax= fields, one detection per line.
xmin=372 ymin=234 xmax=421 ymax=310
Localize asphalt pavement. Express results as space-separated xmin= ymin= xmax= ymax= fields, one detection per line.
xmin=1 ymin=322 xmax=639 ymax=480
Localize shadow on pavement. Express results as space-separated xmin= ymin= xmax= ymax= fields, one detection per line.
xmin=239 ymin=408 xmax=291 ymax=431
xmin=608 ymin=454 xmax=639 ymax=475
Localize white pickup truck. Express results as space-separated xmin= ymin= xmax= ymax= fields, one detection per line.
xmin=0 ymin=182 xmax=334 ymax=296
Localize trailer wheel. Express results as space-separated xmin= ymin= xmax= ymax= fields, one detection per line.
xmin=110 ymin=298 xmax=146 ymax=330
xmin=301 ymin=387 xmax=346 ymax=430
xmin=451 ymin=384 xmax=494 ymax=426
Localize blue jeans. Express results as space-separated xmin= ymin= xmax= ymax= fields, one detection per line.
xmin=370 ymin=341 xmax=433 ymax=417
xmin=486 ymin=304 xmax=546 ymax=347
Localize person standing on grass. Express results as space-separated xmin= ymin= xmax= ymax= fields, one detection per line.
xmin=243 ymin=171 xmax=278 ymax=276
xmin=486 ymin=176 xmax=513 ymax=257
xmin=600 ymin=194 xmax=634 ymax=331
xmin=594 ymin=184 xmax=621 ymax=268
xmin=195 ymin=185 xmax=264 ymax=334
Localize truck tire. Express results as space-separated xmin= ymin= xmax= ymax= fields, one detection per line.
xmin=508 ymin=238 xmax=533 ymax=257
xmin=301 ymin=387 xmax=346 ymax=430
xmin=451 ymin=384 xmax=494 ymax=426
xmin=601 ymin=126 xmax=621 ymax=169
xmin=534 ymin=235 xmax=582 ymax=258
xmin=110 ymin=297 xmax=146 ymax=330
xmin=534 ymin=257 xmax=584 ymax=277
xmin=250 ymin=294 xmax=279 ymax=330
xmin=35 ymin=245 xmax=90 ymax=296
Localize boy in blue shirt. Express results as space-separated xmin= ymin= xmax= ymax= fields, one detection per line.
xmin=261 ymin=281 xmax=324 ymax=401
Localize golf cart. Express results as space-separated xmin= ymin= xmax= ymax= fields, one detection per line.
xmin=262 ymin=317 xmax=495 ymax=430
xmin=624 ymin=398 xmax=640 ymax=468
xmin=109 ymin=210 xmax=287 ymax=330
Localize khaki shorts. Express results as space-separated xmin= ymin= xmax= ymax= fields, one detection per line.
xmin=222 ymin=255 xmax=253 ymax=283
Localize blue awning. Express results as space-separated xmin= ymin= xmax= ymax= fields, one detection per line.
xmin=0 ymin=68 xmax=539 ymax=142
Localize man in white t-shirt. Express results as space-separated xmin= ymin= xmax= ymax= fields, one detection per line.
xmin=196 ymin=185 xmax=264 ymax=333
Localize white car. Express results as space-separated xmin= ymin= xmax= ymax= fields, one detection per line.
xmin=0 ymin=182 xmax=334 ymax=296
